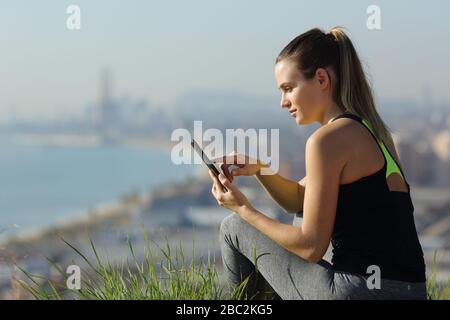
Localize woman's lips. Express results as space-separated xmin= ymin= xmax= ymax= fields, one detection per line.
xmin=289 ymin=109 xmax=296 ymax=117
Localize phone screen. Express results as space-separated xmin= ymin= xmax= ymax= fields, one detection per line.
xmin=191 ymin=139 xmax=228 ymax=192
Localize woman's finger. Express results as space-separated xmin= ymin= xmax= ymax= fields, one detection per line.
xmin=220 ymin=163 xmax=233 ymax=182
xmin=211 ymin=155 xmax=238 ymax=165
xmin=209 ymin=170 xmax=224 ymax=194
xmin=231 ymin=167 xmax=245 ymax=176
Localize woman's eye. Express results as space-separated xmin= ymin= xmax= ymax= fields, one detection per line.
xmin=280 ymin=86 xmax=292 ymax=93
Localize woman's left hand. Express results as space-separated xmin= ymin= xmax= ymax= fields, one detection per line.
xmin=208 ymin=170 xmax=253 ymax=213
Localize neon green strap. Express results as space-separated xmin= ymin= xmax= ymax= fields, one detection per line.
xmin=361 ymin=119 xmax=404 ymax=180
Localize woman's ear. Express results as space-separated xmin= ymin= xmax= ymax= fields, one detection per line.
xmin=315 ymin=68 xmax=330 ymax=89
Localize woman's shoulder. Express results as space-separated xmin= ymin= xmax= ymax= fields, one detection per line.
xmin=307 ymin=118 xmax=368 ymax=166
xmin=309 ymin=118 xmax=360 ymax=146
xmin=306 ymin=119 xmax=357 ymax=166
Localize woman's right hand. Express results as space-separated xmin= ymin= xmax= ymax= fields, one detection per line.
xmin=211 ymin=151 xmax=266 ymax=182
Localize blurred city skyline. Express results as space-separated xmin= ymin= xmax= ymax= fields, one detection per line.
xmin=1 ymin=0 xmax=450 ymax=122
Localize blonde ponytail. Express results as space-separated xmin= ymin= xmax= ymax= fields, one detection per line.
xmin=330 ymin=27 xmax=392 ymax=143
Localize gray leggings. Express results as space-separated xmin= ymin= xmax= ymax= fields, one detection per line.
xmin=219 ymin=213 xmax=427 ymax=300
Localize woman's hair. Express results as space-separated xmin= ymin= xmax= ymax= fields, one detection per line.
xmin=276 ymin=26 xmax=393 ymax=144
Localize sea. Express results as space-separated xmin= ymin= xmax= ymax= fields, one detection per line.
xmin=0 ymin=135 xmax=198 ymax=238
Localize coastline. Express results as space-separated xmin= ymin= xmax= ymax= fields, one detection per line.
xmin=0 ymin=132 xmax=176 ymax=247
xmin=1 ymin=192 xmax=153 ymax=248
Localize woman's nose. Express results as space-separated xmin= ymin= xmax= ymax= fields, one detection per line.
xmin=280 ymin=97 xmax=290 ymax=109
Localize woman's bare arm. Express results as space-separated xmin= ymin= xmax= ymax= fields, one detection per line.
xmin=255 ymin=166 xmax=306 ymax=214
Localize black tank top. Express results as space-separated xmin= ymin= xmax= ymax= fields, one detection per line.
xmin=330 ymin=112 xmax=426 ymax=282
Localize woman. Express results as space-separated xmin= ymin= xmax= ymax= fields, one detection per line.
xmin=208 ymin=27 xmax=426 ymax=300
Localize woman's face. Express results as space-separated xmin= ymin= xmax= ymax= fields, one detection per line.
xmin=274 ymin=59 xmax=326 ymax=125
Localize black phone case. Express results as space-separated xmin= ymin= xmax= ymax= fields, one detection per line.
xmin=191 ymin=139 xmax=228 ymax=192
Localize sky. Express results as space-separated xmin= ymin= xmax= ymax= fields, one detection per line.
xmin=0 ymin=0 xmax=449 ymax=121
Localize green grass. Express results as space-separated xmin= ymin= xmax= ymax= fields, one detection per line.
xmin=426 ymin=251 xmax=450 ymax=300
xmin=16 ymin=230 xmax=450 ymax=300
xmin=16 ymin=228 xmax=251 ymax=300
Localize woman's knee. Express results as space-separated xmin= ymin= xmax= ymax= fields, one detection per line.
xmin=219 ymin=213 xmax=242 ymax=236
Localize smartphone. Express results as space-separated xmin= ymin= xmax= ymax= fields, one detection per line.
xmin=191 ymin=139 xmax=228 ymax=192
